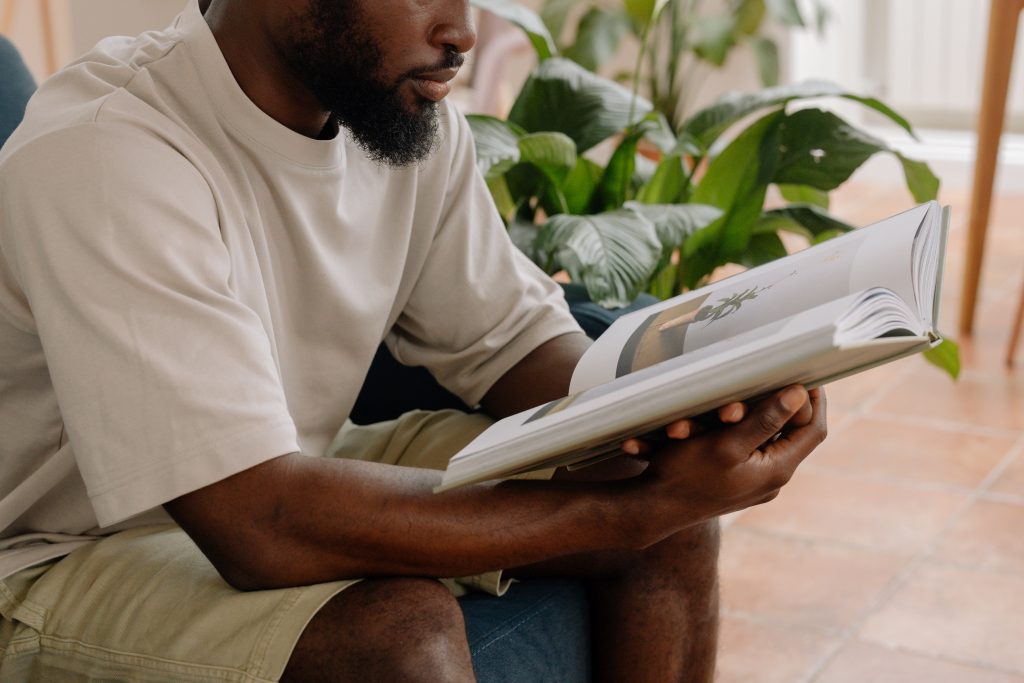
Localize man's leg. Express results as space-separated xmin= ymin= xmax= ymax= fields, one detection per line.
xmin=281 ymin=578 xmax=475 ymax=683
xmin=510 ymin=519 xmax=721 ymax=683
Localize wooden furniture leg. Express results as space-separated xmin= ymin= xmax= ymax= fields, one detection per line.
xmin=961 ymin=0 xmax=1024 ymax=336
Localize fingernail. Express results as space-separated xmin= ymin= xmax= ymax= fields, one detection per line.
xmin=623 ymin=441 xmax=639 ymax=455
xmin=781 ymin=387 xmax=805 ymax=411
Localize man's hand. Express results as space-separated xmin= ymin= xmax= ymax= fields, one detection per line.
xmin=630 ymin=386 xmax=826 ymax=544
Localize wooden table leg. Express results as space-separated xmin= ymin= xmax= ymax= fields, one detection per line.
xmin=961 ymin=0 xmax=1024 ymax=335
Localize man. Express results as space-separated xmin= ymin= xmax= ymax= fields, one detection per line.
xmin=0 ymin=0 xmax=826 ymax=680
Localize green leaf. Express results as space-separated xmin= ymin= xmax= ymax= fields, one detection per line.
xmin=518 ymin=132 xmax=578 ymax=185
xmin=536 ymin=209 xmax=661 ymax=307
xmin=509 ymin=58 xmax=654 ymax=152
xmin=923 ymin=337 xmax=961 ymax=379
xmin=777 ymin=183 xmax=830 ymax=209
xmin=636 ymin=154 xmax=686 ymax=204
xmin=540 ymin=0 xmax=577 ymax=43
xmin=486 ymin=175 xmax=517 ymax=220
xmin=470 ymin=0 xmax=558 ymax=60
xmin=750 ymin=36 xmax=780 ymax=86
xmin=735 ymin=0 xmax=766 ymax=35
xmin=685 ymin=110 xmax=783 ymax=286
xmin=897 ymin=153 xmax=941 ymax=202
xmin=772 ymin=109 xmax=887 ymax=190
xmin=624 ymin=0 xmax=669 ymax=28
xmin=563 ymin=8 xmax=630 ymax=71
xmin=624 ymin=201 xmax=723 ymax=253
xmin=764 ymin=0 xmax=804 ymax=26
xmin=594 ymin=128 xmax=646 ymax=211
xmin=508 ymin=216 xmax=541 ymax=263
xmin=739 ymin=232 xmax=788 ymax=268
xmin=843 ymin=94 xmax=917 ymax=139
xmin=693 ymin=15 xmax=738 ymax=66
xmin=466 ymin=114 xmax=522 ymax=179
xmin=680 ymin=80 xmax=918 ymax=151
xmin=561 ymin=157 xmax=604 ymax=214
xmin=811 ymin=228 xmax=845 ymax=244
xmin=758 ymin=205 xmax=855 ymax=240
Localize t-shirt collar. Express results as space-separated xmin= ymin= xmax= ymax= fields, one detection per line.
xmin=175 ymin=0 xmax=345 ymax=168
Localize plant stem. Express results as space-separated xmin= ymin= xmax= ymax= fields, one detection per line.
xmin=627 ymin=16 xmax=652 ymax=128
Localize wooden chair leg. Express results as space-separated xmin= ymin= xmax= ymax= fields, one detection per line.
xmin=1007 ymin=274 xmax=1024 ymax=366
xmin=961 ymin=0 xmax=1024 ymax=335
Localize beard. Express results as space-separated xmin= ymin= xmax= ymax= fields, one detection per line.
xmin=279 ymin=0 xmax=458 ymax=167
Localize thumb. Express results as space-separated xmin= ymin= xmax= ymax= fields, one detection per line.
xmin=727 ymin=386 xmax=807 ymax=455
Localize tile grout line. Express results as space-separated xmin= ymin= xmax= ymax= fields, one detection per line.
xmin=796 ymin=431 xmax=1024 ymax=683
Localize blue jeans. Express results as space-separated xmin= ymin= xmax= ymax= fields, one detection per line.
xmin=460 ymin=579 xmax=591 ymax=682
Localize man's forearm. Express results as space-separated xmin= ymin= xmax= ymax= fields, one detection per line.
xmin=166 ymin=452 xmax=649 ymax=591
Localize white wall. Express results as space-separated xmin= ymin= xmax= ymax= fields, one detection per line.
xmin=4 ymin=0 xmax=183 ymax=83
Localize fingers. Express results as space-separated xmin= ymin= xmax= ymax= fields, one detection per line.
xmin=718 ymin=402 xmax=745 ymax=423
xmin=762 ymin=387 xmax=827 ymax=475
xmin=717 ymin=385 xmax=808 ymax=462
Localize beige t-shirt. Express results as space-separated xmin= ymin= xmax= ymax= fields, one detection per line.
xmin=0 ymin=1 xmax=580 ymax=579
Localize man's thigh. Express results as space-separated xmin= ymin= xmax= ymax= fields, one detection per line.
xmin=0 ymin=523 xmax=355 ymax=682
xmin=0 ymin=410 xmax=504 ymax=681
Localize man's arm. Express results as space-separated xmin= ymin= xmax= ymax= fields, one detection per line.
xmin=165 ymin=323 xmax=825 ymax=592
xmin=479 ymin=331 xmax=592 ymax=417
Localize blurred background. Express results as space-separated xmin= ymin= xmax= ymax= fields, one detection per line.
xmin=3 ymin=0 xmax=1024 ymax=680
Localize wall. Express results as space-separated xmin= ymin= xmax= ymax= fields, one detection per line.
xmin=3 ymin=0 xmax=183 ymax=83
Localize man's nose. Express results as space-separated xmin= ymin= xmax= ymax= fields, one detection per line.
xmin=431 ymin=1 xmax=477 ymax=55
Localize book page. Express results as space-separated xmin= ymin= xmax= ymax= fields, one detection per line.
xmin=570 ymin=202 xmax=933 ymax=394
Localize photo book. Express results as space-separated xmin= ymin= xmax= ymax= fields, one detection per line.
xmin=436 ymin=201 xmax=950 ymax=492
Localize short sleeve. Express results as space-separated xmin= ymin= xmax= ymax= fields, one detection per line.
xmin=0 ymin=123 xmax=299 ymax=526
xmin=386 ymin=109 xmax=582 ymax=406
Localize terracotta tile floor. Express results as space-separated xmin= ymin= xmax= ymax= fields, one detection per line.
xmin=716 ymin=182 xmax=1024 ymax=681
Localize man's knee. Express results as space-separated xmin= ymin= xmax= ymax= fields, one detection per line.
xmin=282 ymin=578 xmax=474 ymax=683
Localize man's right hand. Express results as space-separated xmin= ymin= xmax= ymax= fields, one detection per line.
xmin=635 ymin=386 xmax=826 ymax=543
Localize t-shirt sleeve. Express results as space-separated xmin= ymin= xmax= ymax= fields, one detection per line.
xmin=0 ymin=123 xmax=300 ymax=527
xmin=385 ymin=108 xmax=583 ymax=407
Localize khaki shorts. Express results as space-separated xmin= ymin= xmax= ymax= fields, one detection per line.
xmin=0 ymin=410 xmax=539 ymax=683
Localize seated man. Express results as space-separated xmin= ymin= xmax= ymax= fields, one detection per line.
xmin=0 ymin=1 xmax=826 ymax=681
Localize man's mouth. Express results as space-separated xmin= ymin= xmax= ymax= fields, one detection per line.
xmin=408 ymin=67 xmax=459 ymax=102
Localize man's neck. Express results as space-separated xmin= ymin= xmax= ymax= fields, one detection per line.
xmin=201 ymin=0 xmax=335 ymax=139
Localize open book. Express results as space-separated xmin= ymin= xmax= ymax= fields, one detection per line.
xmin=436 ymin=201 xmax=950 ymax=492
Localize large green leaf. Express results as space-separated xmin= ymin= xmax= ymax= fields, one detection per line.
xmin=563 ymin=8 xmax=630 ymax=71
xmin=466 ymin=115 xmax=522 ymax=179
xmin=536 ymin=209 xmax=661 ymax=307
xmin=684 ymin=110 xmax=783 ymax=287
xmin=470 ymin=0 xmax=557 ymax=60
xmin=624 ymin=202 xmax=723 ymax=253
xmin=508 ymin=58 xmax=654 ymax=152
xmin=680 ymin=80 xmax=917 ymax=150
xmin=923 ymin=337 xmax=960 ymax=379
xmin=518 ymin=132 xmax=577 ymax=185
xmin=772 ymin=109 xmax=886 ymax=190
